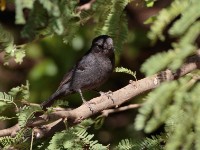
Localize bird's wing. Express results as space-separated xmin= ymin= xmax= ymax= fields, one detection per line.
xmin=57 ymin=54 xmax=91 ymax=89
xmin=57 ymin=69 xmax=74 ymax=89
xmin=76 ymin=55 xmax=90 ymax=71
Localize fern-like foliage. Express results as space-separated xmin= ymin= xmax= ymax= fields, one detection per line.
xmin=0 ymin=128 xmax=31 ymax=149
xmin=116 ymin=139 xmax=134 ymax=150
xmin=142 ymin=0 xmax=200 ymax=75
xmin=60 ymin=1 xmax=81 ymax=44
xmin=164 ymin=82 xmax=200 ymax=150
xmin=8 ymin=80 xmax=30 ymax=101
xmin=0 ymin=24 xmax=25 ymax=65
xmin=96 ymin=0 xmax=130 ymax=52
xmin=135 ymin=74 xmax=200 ymax=150
xmin=135 ymin=81 xmax=178 ymax=132
xmin=48 ymin=119 xmax=107 ymax=150
xmin=52 ymin=99 xmax=69 ymax=108
xmin=17 ymin=105 xmax=41 ymax=127
xmin=48 ymin=130 xmax=77 ymax=149
xmin=74 ymin=128 xmax=107 ymax=149
xmin=147 ymin=0 xmax=189 ymax=43
xmin=15 ymin=0 xmax=34 ymax=24
xmin=178 ymin=21 xmax=200 ymax=47
xmin=0 ymin=82 xmax=33 ymax=121
xmin=0 ymin=24 xmax=14 ymax=53
xmin=1 ymin=0 xmax=131 ymax=64
xmin=168 ymin=0 xmax=200 ymax=37
xmin=115 ymin=67 xmax=137 ymax=80
xmin=80 ymin=0 xmax=131 ymax=52
xmin=139 ymin=2 xmax=200 ymax=149
xmin=21 ymin=0 xmax=52 ymax=39
xmin=0 ymin=92 xmax=17 ymax=113
xmin=21 ymin=0 xmax=79 ymax=44
xmin=116 ymin=135 xmax=165 ymax=150
xmin=141 ymin=44 xmax=196 ymax=75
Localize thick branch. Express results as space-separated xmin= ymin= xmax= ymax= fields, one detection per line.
xmin=29 ymin=54 xmax=200 ymax=138
xmin=101 ymin=104 xmax=141 ymax=117
xmin=1 ymin=53 xmax=200 ymax=138
xmin=0 ymin=124 xmax=20 ymax=137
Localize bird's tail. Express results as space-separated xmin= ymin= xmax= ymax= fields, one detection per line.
xmin=41 ymin=91 xmax=61 ymax=110
xmin=41 ymin=88 xmax=72 ymax=110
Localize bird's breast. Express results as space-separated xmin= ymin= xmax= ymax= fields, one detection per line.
xmin=71 ymin=55 xmax=113 ymax=91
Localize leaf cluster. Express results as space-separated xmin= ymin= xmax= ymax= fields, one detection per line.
xmin=133 ymin=0 xmax=200 ymax=149
xmin=0 ymin=0 xmax=132 ymax=148
xmin=0 ymin=83 xmax=41 ymax=149
xmin=1 ymin=0 xmax=131 ymax=64
xmin=142 ymin=0 xmax=200 ymax=75
xmin=46 ymin=119 xmax=107 ymax=150
xmin=116 ymin=135 xmax=165 ymax=150
xmin=0 ymin=128 xmax=31 ymax=149
xmin=135 ymin=76 xmax=200 ymax=149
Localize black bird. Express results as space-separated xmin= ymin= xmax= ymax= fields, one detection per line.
xmin=41 ymin=35 xmax=115 ymax=110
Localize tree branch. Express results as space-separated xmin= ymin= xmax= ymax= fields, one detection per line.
xmin=0 ymin=124 xmax=20 ymax=137
xmin=101 ymin=104 xmax=141 ymax=117
xmin=1 ymin=52 xmax=200 ymax=138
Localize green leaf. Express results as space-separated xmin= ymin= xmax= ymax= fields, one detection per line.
xmin=116 ymin=139 xmax=134 ymax=150
xmin=148 ymin=0 xmax=189 ymax=43
xmin=146 ymin=0 xmax=156 ymax=7
xmin=115 ymin=67 xmax=136 ymax=79
xmin=9 ymin=81 xmax=30 ymax=100
xmin=169 ymin=0 xmax=200 ymax=36
xmin=96 ymin=0 xmax=130 ymax=52
xmin=48 ymin=130 xmax=79 ymax=150
xmin=144 ymin=16 xmax=157 ymax=24
xmin=14 ymin=48 xmax=26 ymax=64
xmin=135 ymin=81 xmax=178 ymax=131
xmin=0 ymin=92 xmax=15 ymax=113
xmin=17 ymin=105 xmax=42 ymax=127
xmin=15 ymin=0 xmax=34 ymax=24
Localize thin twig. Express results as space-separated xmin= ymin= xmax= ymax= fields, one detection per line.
xmin=101 ymin=104 xmax=141 ymax=117
xmin=30 ymin=129 xmax=34 ymax=150
xmin=76 ymin=0 xmax=96 ymax=12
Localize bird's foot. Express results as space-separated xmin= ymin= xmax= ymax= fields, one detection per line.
xmin=78 ymin=89 xmax=94 ymax=113
xmin=100 ymin=90 xmax=114 ymax=104
xmin=82 ymin=99 xmax=94 ymax=113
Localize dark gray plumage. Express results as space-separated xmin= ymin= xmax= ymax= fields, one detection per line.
xmin=41 ymin=35 xmax=115 ymax=110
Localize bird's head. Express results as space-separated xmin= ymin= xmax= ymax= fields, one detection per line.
xmin=91 ymin=35 xmax=115 ymax=57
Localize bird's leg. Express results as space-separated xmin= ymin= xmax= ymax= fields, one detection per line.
xmin=78 ymin=89 xmax=94 ymax=113
xmin=99 ymin=90 xmax=114 ymax=104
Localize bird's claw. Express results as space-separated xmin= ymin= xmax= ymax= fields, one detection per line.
xmin=83 ymin=101 xmax=94 ymax=113
xmin=100 ymin=91 xmax=114 ymax=104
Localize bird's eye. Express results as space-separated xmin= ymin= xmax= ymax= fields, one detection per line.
xmin=97 ymin=44 xmax=103 ymax=49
